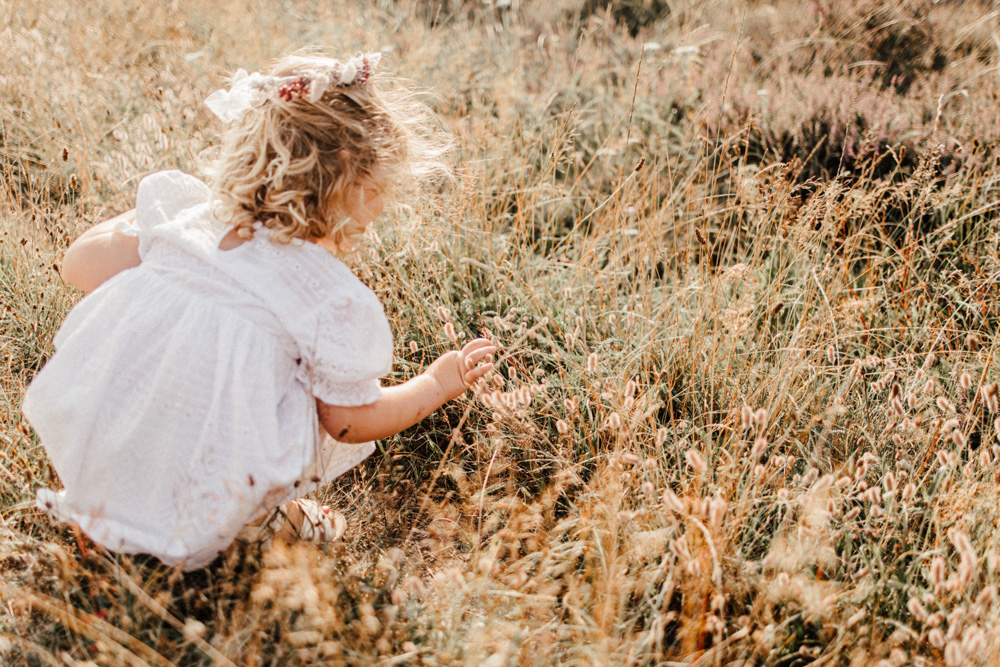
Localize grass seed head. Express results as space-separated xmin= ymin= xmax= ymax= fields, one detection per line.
xmin=685 ymin=449 xmax=706 ymax=474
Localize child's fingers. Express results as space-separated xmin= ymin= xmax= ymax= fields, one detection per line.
xmin=462 ymin=338 xmax=494 ymax=354
xmin=464 ymin=362 xmax=493 ymax=384
xmin=464 ymin=346 xmax=496 ymax=368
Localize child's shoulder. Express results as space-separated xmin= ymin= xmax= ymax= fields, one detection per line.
xmin=137 ymin=170 xmax=210 ymax=212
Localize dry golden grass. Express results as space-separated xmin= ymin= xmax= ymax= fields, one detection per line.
xmin=5 ymin=0 xmax=1000 ymax=664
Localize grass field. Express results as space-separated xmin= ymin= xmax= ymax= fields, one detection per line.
xmin=4 ymin=0 xmax=1000 ymax=664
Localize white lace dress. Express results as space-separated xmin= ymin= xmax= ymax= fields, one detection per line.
xmin=22 ymin=170 xmax=393 ymax=570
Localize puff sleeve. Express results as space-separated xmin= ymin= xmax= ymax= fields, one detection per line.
xmin=116 ymin=171 xmax=211 ymax=257
xmin=297 ymin=288 xmax=394 ymax=407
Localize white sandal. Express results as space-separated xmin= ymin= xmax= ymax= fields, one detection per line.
xmin=239 ymin=499 xmax=346 ymax=545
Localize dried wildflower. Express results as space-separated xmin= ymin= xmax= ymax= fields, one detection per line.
xmin=408 ymin=340 xmax=419 ymax=353
xmin=587 ymin=352 xmax=598 ymax=373
xmin=944 ymin=641 xmax=964 ymax=666
xmin=624 ymin=379 xmax=637 ymax=398
xmin=952 ymin=429 xmax=967 ymax=447
xmin=962 ymin=626 xmax=985 ymax=655
xmin=753 ymin=408 xmax=767 ymax=425
xmin=740 ymin=405 xmax=753 ymax=430
xmin=436 ymin=306 xmax=451 ymax=321
xmin=836 ymin=476 xmax=852 ymax=489
xmin=662 ymin=489 xmax=684 ymax=513
xmin=444 ymin=322 xmax=457 ymax=342
xmin=930 ymin=557 xmax=947 ymax=586
xmin=884 ymin=472 xmax=896 ymax=493
xmin=751 ymin=437 xmax=768 ymax=456
xmin=555 ymin=419 xmax=569 ymax=434
xmin=891 ymin=396 xmax=904 ymax=416
xmin=722 ymin=262 xmax=748 ymax=281
xmin=907 ymin=597 xmax=928 ymax=622
xmin=987 ymin=390 xmax=1000 ymax=415
xmin=929 ymin=628 xmax=946 ymax=648
xmin=564 ymin=397 xmax=577 ymax=411
xmin=685 ymin=449 xmax=706 ymax=474
xmin=708 ymin=497 xmax=727 ymax=528
xmin=655 ymin=428 xmax=668 ymax=446
xmin=936 ymin=396 xmax=953 ymax=413
xmin=960 ymin=370 xmax=973 ymax=391
xmin=776 ymin=488 xmax=789 ymax=501
xmin=670 ymin=536 xmax=691 ymax=560
xmin=907 ymin=393 xmax=918 ymax=410
xmin=844 ymin=507 xmax=861 ymax=521
xmin=606 ymin=412 xmax=622 ymax=429
xmin=902 ymin=483 xmax=917 ymax=501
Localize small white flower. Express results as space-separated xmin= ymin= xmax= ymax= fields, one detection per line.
xmin=642 ymin=41 xmax=662 ymax=53
xmin=340 ymin=61 xmax=358 ymax=85
xmin=308 ymin=73 xmax=330 ymax=103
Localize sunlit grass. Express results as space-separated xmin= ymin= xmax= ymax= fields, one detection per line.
xmin=4 ymin=0 xmax=1000 ymax=664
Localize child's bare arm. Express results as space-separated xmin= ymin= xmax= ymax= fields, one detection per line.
xmin=61 ymin=209 xmax=141 ymax=293
xmin=317 ymin=338 xmax=495 ymax=444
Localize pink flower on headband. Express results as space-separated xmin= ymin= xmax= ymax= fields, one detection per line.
xmin=205 ymin=52 xmax=382 ymax=122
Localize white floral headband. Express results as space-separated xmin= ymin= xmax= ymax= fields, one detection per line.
xmin=204 ymin=52 xmax=382 ymax=123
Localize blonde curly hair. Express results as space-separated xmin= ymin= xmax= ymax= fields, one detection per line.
xmin=209 ymin=52 xmax=447 ymax=251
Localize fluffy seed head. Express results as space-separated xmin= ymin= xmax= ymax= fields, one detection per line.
xmin=662 ymin=489 xmax=684 ymax=513
xmin=685 ymin=449 xmax=706 ymax=474
xmin=930 ymin=557 xmax=947 ymax=586
xmin=907 ymin=597 xmax=928 ymax=622
xmin=960 ymin=371 xmax=973 ymax=391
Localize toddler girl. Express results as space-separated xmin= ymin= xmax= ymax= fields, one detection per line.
xmin=21 ymin=51 xmax=495 ymax=570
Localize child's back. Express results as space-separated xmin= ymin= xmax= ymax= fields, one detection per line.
xmin=23 ymin=169 xmax=392 ymax=568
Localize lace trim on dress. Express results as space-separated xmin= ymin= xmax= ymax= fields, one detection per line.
xmin=297 ymin=364 xmax=382 ymax=407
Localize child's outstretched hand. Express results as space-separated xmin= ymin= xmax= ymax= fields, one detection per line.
xmin=427 ymin=338 xmax=496 ymax=402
